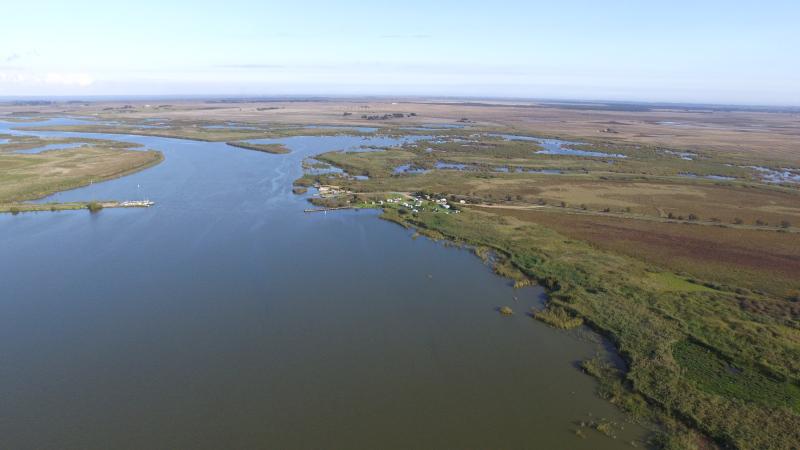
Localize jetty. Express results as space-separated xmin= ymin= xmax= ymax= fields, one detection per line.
xmin=304 ymin=206 xmax=354 ymax=213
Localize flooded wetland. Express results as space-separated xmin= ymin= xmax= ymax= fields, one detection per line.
xmin=0 ymin=118 xmax=645 ymax=449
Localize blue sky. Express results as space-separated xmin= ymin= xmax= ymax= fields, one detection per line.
xmin=2 ymin=0 xmax=798 ymax=104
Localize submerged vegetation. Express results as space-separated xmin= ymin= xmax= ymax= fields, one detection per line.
xmin=498 ymin=306 xmax=514 ymax=315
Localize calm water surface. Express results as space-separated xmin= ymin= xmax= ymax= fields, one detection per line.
xmin=0 ymin=119 xmax=645 ymax=449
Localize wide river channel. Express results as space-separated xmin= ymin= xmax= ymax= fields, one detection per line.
xmin=0 ymin=119 xmax=645 ymax=449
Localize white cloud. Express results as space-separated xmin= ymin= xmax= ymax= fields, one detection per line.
xmin=0 ymin=71 xmax=95 ymax=87
xmin=2 ymin=50 xmax=39 ymax=64
xmin=43 ymin=72 xmax=94 ymax=87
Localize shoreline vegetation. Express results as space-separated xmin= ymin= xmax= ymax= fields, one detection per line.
xmin=291 ymin=126 xmax=800 ymax=448
xmin=226 ymin=141 xmax=290 ymax=154
xmin=0 ymin=135 xmax=164 ymax=213
xmin=375 ymin=202 xmax=800 ymax=450
xmin=17 ymin=122 xmax=384 ymax=142
xmin=1 ymin=200 xmax=153 ymax=214
xmin=5 ymin=102 xmax=800 ymax=449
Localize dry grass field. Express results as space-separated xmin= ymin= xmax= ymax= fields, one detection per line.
xmin=3 ymin=98 xmax=799 ymax=164
xmin=0 ymin=136 xmax=162 ymax=205
xmin=487 ymin=206 xmax=800 ymax=297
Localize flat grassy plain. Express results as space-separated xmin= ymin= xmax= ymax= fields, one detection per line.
xmin=0 ymin=135 xmax=163 ymax=210
xmin=490 ymin=208 xmax=800 ymax=298
xmin=19 ymin=121 xmax=380 ymax=142
xmin=379 ymin=206 xmax=800 ymax=449
xmin=6 ymin=98 xmax=798 ymax=164
xmin=4 ymin=100 xmax=800 ymax=448
xmin=286 ymin=118 xmax=799 ymax=447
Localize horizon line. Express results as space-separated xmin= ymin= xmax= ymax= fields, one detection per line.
xmin=1 ymin=94 xmax=799 ymax=110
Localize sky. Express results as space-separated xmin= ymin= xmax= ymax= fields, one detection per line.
xmin=2 ymin=0 xmax=799 ymax=105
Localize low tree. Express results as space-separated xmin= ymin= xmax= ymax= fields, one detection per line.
xmin=87 ymin=202 xmax=104 ymax=213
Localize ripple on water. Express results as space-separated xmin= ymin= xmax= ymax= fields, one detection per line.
xmin=0 ymin=119 xmax=647 ymax=449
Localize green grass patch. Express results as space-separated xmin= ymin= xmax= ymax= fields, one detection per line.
xmin=645 ymin=272 xmax=717 ymax=293
xmin=674 ymin=340 xmax=800 ymax=413
xmin=533 ymin=305 xmax=584 ymax=329
xmin=226 ymin=141 xmax=290 ymax=154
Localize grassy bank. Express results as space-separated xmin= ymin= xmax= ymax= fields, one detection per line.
xmin=19 ymin=122 xmax=381 ymax=142
xmin=226 ymin=141 xmax=290 ymax=154
xmin=0 ymin=148 xmax=163 ymax=203
xmin=0 ymin=137 xmax=164 ymax=211
xmin=380 ymin=205 xmax=800 ymax=449
xmin=297 ymin=131 xmax=800 ymax=449
xmin=0 ymin=200 xmax=148 ymax=214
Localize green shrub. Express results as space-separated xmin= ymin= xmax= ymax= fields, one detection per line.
xmin=87 ymin=202 xmax=103 ymax=213
xmin=533 ymin=306 xmax=583 ymax=329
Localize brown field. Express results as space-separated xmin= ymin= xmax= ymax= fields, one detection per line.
xmin=0 ymin=145 xmax=163 ymax=203
xmin=501 ymin=178 xmax=800 ymax=225
xmin=3 ymin=98 xmax=799 ymax=165
xmin=483 ymin=206 xmax=800 ymax=297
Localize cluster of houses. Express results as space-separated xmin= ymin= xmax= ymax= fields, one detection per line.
xmin=312 ymin=183 xmax=466 ymax=215
xmin=360 ymin=113 xmax=416 ymax=121
xmin=378 ymin=194 xmax=464 ymax=214
xmin=316 ymin=185 xmax=350 ymax=197
xmin=118 ymin=200 xmax=154 ymax=208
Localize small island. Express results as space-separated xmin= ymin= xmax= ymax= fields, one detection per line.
xmin=226 ymin=141 xmax=291 ymax=154
xmin=0 ymin=135 xmax=163 ymax=213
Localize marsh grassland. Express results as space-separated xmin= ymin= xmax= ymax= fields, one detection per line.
xmin=4 ymin=99 xmax=800 ymax=448
xmin=279 ymin=103 xmax=800 ymax=449
xmin=225 ymin=141 xmax=291 ymax=154
xmin=0 ymin=134 xmax=163 ymax=212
